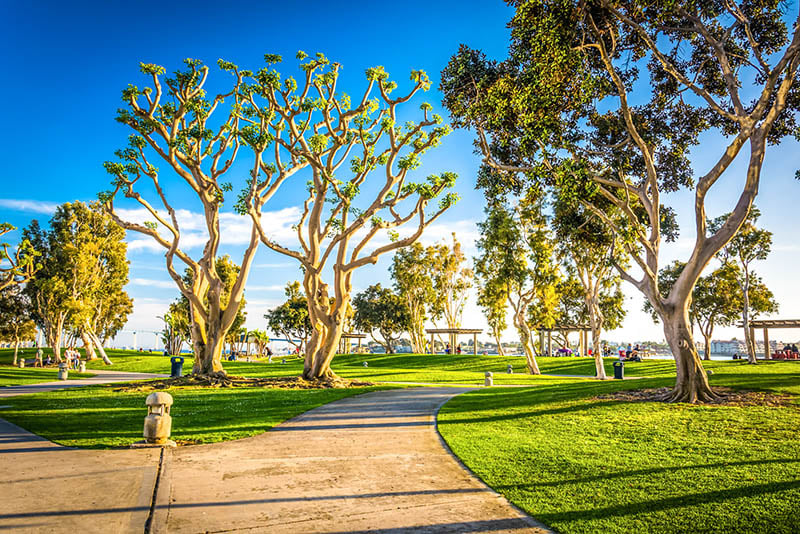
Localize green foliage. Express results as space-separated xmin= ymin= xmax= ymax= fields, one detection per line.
xmin=352 ymin=284 xmax=412 ymax=353
xmin=265 ymin=281 xmax=312 ymax=351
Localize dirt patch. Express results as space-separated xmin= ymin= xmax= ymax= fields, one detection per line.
xmin=114 ymin=374 xmax=375 ymax=392
xmin=596 ymin=387 xmax=798 ymax=407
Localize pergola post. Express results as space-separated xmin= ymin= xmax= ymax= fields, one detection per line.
xmin=547 ymin=331 xmax=552 ymax=357
xmin=763 ymin=327 xmax=770 ymax=360
xmin=431 ymin=332 xmax=435 ymax=354
xmin=749 ymin=326 xmax=756 ymax=356
xmin=358 ymin=337 xmax=362 ymax=352
xmin=579 ymin=331 xmax=585 ymax=357
xmin=539 ymin=331 xmax=545 ymax=356
xmin=473 ymin=333 xmax=477 ymax=355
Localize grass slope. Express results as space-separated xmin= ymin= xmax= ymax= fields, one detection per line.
xmin=1 ymin=383 xmax=391 ymax=448
xmin=0 ymin=367 xmax=95 ymax=386
xmin=438 ymin=363 xmax=800 ymax=534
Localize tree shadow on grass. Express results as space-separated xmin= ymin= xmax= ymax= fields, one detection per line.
xmin=534 ymin=478 xmax=800 ymax=525
xmin=495 ymin=457 xmax=800 ymax=490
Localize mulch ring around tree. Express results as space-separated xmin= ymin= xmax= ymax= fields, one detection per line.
xmin=595 ymin=387 xmax=798 ymax=407
xmin=114 ymin=373 xmax=375 ymax=392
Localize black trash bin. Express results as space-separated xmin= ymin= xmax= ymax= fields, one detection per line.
xmin=613 ymin=360 xmax=624 ymax=380
xmin=170 ymin=356 xmax=184 ymax=378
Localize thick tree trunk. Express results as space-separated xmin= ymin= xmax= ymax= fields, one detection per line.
xmin=303 ymin=322 xmax=342 ymax=380
xmin=84 ymin=324 xmax=112 ymax=365
xmin=12 ymin=341 xmax=19 ymax=366
xmin=44 ymin=320 xmax=63 ymax=362
xmin=662 ymin=310 xmax=716 ymax=403
xmin=190 ymin=327 xmax=226 ymax=375
xmin=81 ymin=331 xmax=97 ymax=360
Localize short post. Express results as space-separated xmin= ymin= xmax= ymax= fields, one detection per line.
xmin=506 ymin=363 xmax=513 ymax=374
xmin=763 ymin=327 xmax=770 ymax=360
xmin=18 ymin=359 xmax=25 ymax=369
xmin=79 ymin=361 xmax=86 ymax=373
xmin=363 ymin=361 xmax=369 ymax=367
xmin=484 ymin=371 xmax=493 ymax=387
xmin=58 ymin=362 xmax=68 ymax=380
xmin=136 ymin=392 xmax=176 ymax=448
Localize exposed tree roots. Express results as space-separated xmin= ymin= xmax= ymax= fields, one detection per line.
xmin=597 ymin=387 xmax=796 ymax=407
xmin=114 ymin=373 xmax=375 ymax=392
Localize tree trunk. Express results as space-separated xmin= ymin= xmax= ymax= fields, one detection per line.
xmin=12 ymin=340 xmax=19 ymax=366
xmin=586 ymin=293 xmax=607 ymax=380
xmin=662 ymin=310 xmax=716 ymax=403
xmin=303 ymin=321 xmax=342 ymax=380
xmin=44 ymin=319 xmax=63 ymax=362
xmin=703 ymin=333 xmax=712 ymax=361
xmin=493 ymin=326 xmax=505 ymax=356
xmin=81 ymin=331 xmax=97 ymax=360
xmin=514 ymin=312 xmax=540 ymax=374
xmin=740 ymin=271 xmax=757 ymax=364
xmin=84 ymin=324 xmax=112 ymax=365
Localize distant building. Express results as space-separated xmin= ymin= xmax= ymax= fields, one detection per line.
xmin=710 ymin=340 xmax=745 ymax=354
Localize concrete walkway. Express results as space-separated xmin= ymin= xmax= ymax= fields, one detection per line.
xmin=0 ymin=387 xmax=549 ymax=533
xmin=161 ymin=387 xmax=549 ymax=533
xmin=0 ymin=369 xmax=168 ymax=399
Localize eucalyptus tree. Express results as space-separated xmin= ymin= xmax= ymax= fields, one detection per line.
xmin=239 ymin=54 xmax=458 ymax=379
xmin=161 ymin=303 xmax=190 ymax=356
xmin=22 ymin=203 xmax=128 ymax=364
xmin=0 ymin=286 xmax=36 ymax=366
xmin=711 ymin=207 xmax=774 ymax=363
xmin=390 ymin=243 xmax=436 ymax=353
xmin=429 ymin=234 xmax=473 ymax=352
xmin=475 ymin=199 xmax=559 ymax=374
xmin=476 ymin=280 xmax=508 ymax=356
xmin=101 ymin=58 xmax=263 ymax=375
xmin=553 ymin=200 xmax=626 ymax=378
xmin=442 ymin=1 xmax=800 ymax=402
xmin=0 ymin=224 xmax=38 ymax=291
xmin=352 ymin=284 xmax=412 ymax=354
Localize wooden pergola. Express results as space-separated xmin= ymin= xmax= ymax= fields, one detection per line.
xmin=539 ymin=324 xmax=592 ymax=357
xmin=426 ymin=328 xmax=483 ymax=355
xmin=737 ymin=319 xmax=800 ymax=359
xmin=338 ymin=333 xmax=367 ymax=354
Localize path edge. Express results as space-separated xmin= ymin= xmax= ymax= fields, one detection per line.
xmin=432 ymin=388 xmax=557 ymax=534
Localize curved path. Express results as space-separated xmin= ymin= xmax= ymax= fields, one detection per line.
xmin=0 ymin=386 xmax=550 ymax=533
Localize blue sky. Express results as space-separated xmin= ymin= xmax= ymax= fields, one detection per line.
xmin=2 ymin=0 xmax=799 ymax=349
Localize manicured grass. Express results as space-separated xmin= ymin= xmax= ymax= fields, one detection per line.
xmin=0 ymin=366 xmax=95 ymax=386
xmin=78 ymin=348 xmax=681 ymax=383
xmin=437 ymin=365 xmax=800 ymax=534
xmin=0 ymin=383 xmax=393 ymax=448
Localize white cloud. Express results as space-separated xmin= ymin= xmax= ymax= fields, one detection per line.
xmin=0 ymin=198 xmax=60 ymax=214
xmin=246 ymin=284 xmax=285 ymax=292
xmin=129 ymin=277 xmax=176 ymax=289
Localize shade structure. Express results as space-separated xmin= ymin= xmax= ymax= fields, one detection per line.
xmin=425 ymin=328 xmax=483 ymax=355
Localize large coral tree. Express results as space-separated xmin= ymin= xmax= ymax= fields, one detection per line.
xmin=241 ymin=53 xmax=458 ymax=380
xmin=442 ymin=1 xmax=800 ymax=402
xmin=102 ymin=58 xmax=266 ymax=375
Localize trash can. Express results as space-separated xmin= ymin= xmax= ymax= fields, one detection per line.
xmin=613 ymin=361 xmax=624 ymax=380
xmin=170 ymin=356 xmax=184 ymax=378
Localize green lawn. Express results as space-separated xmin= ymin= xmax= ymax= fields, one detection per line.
xmin=0 ymin=366 xmax=95 ymax=386
xmin=78 ymin=348 xmax=682 ymax=383
xmin=0 ymin=348 xmax=97 ymax=385
xmin=437 ymin=362 xmax=800 ymax=534
xmin=0 ymin=383 xmax=392 ymax=448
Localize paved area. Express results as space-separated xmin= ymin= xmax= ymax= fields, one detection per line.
xmin=161 ymin=387 xmax=548 ymax=533
xmin=0 ymin=418 xmax=161 ymax=533
xmin=0 ymin=386 xmax=549 ymax=533
xmin=0 ymin=369 xmax=168 ymax=398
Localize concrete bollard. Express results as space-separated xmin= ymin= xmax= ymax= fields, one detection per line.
xmin=363 ymin=361 xmax=369 ymax=367
xmin=58 ymin=363 xmax=69 ymax=380
xmin=506 ymin=364 xmax=513 ymax=374
xmin=18 ymin=359 xmax=25 ymax=369
xmin=142 ymin=392 xmax=175 ymax=446
xmin=79 ymin=361 xmax=86 ymax=373
xmin=484 ymin=371 xmax=493 ymax=387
